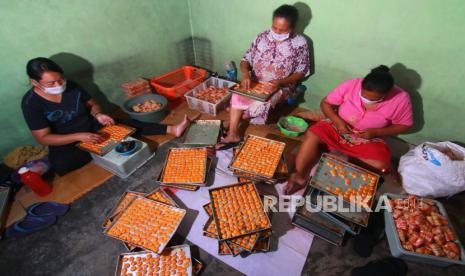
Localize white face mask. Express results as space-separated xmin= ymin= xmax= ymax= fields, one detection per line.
xmin=270 ymin=29 xmax=289 ymax=41
xmin=41 ymin=81 xmax=67 ymax=95
xmin=360 ymin=90 xmax=383 ymax=105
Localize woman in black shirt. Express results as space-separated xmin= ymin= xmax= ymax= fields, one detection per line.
xmin=21 ymin=57 xmax=190 ymax=175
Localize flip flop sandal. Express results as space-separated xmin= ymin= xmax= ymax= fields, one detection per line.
xmin=216 ymin=140 xmax=243 ymax=151
xmin=351 ymin=257 xmax=408 ymax=276
xmin=5 ymin=215 xmax=57 ymax=239
xmin=27 ymin=202 xmax=70 ymax=217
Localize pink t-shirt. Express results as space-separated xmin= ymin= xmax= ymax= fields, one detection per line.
xmin=325 ymin=78 xmax=413 ymax=131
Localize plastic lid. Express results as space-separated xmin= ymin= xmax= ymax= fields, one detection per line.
xmin=18 ymin=167 xmax=29 ymax=174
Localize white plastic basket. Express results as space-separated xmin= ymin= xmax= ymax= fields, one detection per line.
xmin=185 ymin=77 xmax=237 ymax=116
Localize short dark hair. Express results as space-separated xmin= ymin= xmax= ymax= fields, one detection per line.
xmin=26 ymin=57 xmax=63 ymax=81
xmin=362 ymin=65 xmax=394 ymax=94
xmin=273 ymin=5 xmax=299 ymax=28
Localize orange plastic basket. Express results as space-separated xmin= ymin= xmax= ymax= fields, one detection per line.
xmin=149 ymin=66 xmax=207 ymax=100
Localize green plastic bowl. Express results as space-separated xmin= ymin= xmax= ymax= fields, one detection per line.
xmin=278 ymin=116 xmax=309 ymax=137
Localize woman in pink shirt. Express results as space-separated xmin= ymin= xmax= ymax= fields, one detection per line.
xmin=284 ymin=65 xmax=413 ymax=194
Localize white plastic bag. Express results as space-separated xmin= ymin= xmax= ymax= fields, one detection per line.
xmin=398 ymin=141 xmax=465 ymax=198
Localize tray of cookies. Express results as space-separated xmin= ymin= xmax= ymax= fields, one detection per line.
xmin=229 ymin=135 xmax=286 ymax=180
xmin=160 ymin=147 xmax=209 ymax=186
xmin=310 ymin=153 xmax=380 ymax=208
xmin=146 ymin=186 xmax=179 ymax=207
xmin=232 ymin=145 xmax=288 ymax=184
xmin=115 ymin=245 xmax=193 ymax=276
xmin=203 ymin=193 xmax=273 ymax=257
xmin=78 ymin=124 xmax=135 ymax=156
xmin=105 ymin=196 xmax=186 ymax=254
xmin=102 ymin=190 xmax=146 ymax=229
xmin=209 ymin=182 xmax=272 ymax=241
xmin=160 ymin=183 xmax=200 ymax=191
xmin=229 ymin=81 xmax=279 ymax=102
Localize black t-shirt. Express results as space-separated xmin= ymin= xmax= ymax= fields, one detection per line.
xmin=21 ymin=81 xmax=96 ymax=135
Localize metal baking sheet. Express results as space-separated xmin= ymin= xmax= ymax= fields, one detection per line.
xmin=306 ymin=184 xmax=370 ymax=227
xmin=208 ymin=182 xmax=272 ymax=241
xmin=0 ymin=187 xmax=11 ymax=238
xmin=160 ymin=183 xmax=200 ymax=191
xmin=183 ymin=120 xmax=221 ymax=146
xmin=145 ymin=186 xmax=179 ymax=207
xmin=78 ymin=124 xmax=136 ymax=156
xmin=253 ymin=236 xmax=271 ymax=253
xmin=104 ymin=196 xmax=186 ymax=254
xmin=226 ymin=241 xmax=245 ymax=257
xmin=203 ymin=203 xmax=213 ymax=217
xmin=306 ymin=186 xmax=362 ymax=234
xmin=229 ymin=232 xmax=260 ymax=252
xmin=218 ymin=241 xmax=232 ymax=255
xmin=229 ymin=82 xmax=279 ymax=102
xmin=232 ymin=145 xmax=288 ymax=184
xmin=293 ymin=208 xmax=346 ymax=246
xmin=309 ymin=153 xmax=380 ymax=208
xmin=203 ymin=217 xmax=218 ymax=239
xmin=114 ymin=245 xmax=192 ymax=276
xmin=229 ymin=135 xmax=286 ymax=180
xmin=102 ymin=191 xmax=146 ymax=229
xmin=159 ymin=147 xmax=210 ymax=186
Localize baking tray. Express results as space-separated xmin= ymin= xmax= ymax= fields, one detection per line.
xmin=78 ymin=124 xmax=136 ymax=156
xmin=104 ymin=196 xmax=186 ymax=254
xmin=306 ymin=185 xmax=369 ymax=228
xmin=0 ymin=187 xmax=11 ymax=239
xmin=229 ymin=82 xmax=279 ymax=102
xmin=253 ymin=236 xmax=271 ymax=253
xmin=160 ymin=183 xmax=200 ymax=191
xmin=226 ymin=241 xmax=245 ymax=257
xmin=193 ymin=258 xmax=203 ymax=275
xmin=309 ymin=153 xmax=379 ymax=208
xmin=203 ymin=217 xmax=218 ymax=239
xmin=232 ymin=145 xmax=288 ymax=184
xmin=292 ymin=207 xmax=346 ymax=246
xmin=145 ymin=186 xmax=179 ymax=207
xmin=102 ymin=190 xmax=146 ymax=229
xmin=218 ymin=241 xmax=232 ymax=255
xmin=229 ymin=232 xmax=260 ymax=252
xmin=183 ymin=120 xmax=222 ymax=146
xmin=208 ymin=182 xmax=272 ymax=241
xmin=203 ymin=203 xmax=213 ymax=217
xmin=159 ymin=147 xmax=210 ymax=186
xmin=384 ymin=193 xmax=465 ymax=267
xmin=229 ymin=135 xmax=286 ymax=180
xmin=114 ymin=245 xmax=193 ymax=276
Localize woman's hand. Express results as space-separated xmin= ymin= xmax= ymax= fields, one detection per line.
xmin=95 ymin=113 xmax=114 ymax=126
xmin=356 ymin=129 xmax=378 ymax=140
xmin=334 ymin=119 xmax=351 ymax=134
xmin=268 ymin=79 xmax=282 ymax=91
xmin=241 ymin=73 xmax=251 ymax=90
xmin=75 ymin=132 xmax=106 ymax=144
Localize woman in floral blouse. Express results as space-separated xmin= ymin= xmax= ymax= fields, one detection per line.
xmin=222 ymin=4 xmax=310 ymax=144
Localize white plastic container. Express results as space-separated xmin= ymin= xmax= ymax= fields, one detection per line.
xmin=185 ymin=77 xmax=236 ymax=116
xmin=91 ymin=137 xmax=154 ymax=178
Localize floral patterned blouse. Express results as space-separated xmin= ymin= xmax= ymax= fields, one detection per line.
xmin=243 ymin=30 xmax=310 ymax=83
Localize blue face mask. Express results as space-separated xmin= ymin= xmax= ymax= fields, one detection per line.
xmin=270 ymin=29 xmax=289 ymax=41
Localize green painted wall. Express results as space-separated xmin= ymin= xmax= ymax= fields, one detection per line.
xmin=0 ymin=0 xmax=192 ymax=157
xmin=188 ymin=0 xmax=465 ymax=144
xmin=1 ymin=0 xmax=464 ymax=158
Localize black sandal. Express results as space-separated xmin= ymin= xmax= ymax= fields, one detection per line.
xmin=351 ymin=257 xmax=407 ymax=276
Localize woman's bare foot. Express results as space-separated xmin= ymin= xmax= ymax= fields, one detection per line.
xmin=167 ymin=115 xmax=191 ymax=137
xmin=283 ymin=172 xmax=307 ymax=195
